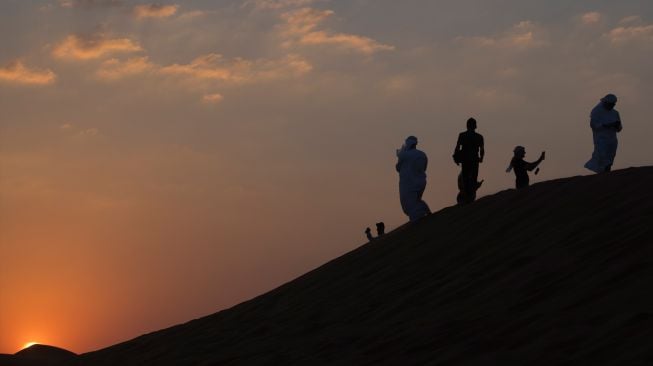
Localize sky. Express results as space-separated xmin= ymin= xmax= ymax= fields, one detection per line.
xmin=1 ymin=0 xmax=652 ymax=354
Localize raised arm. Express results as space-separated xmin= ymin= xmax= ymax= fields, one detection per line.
xmin=526 ymin=152 xmax=545 ymax=171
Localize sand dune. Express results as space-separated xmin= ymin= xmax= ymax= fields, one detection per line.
xmin=0 ymin=345 xmax=77 ymax=366
xmin=7 ymin=167 xmax=653 ymax=365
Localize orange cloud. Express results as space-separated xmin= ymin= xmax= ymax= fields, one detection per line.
xmin=0 ymin=61 xmax=56 ymax=85
xmin=202 ymin=93 xmax=224 ymax=104
xmin=52 ymin=34 xmax=142 ymax=60
xmin=606 ymin=24 xmax=653 ymax=43
xmin=456 ymin=21 xmax=546 ymax=49
xmin=134 ymin=4 xmax=179 ymax=19
xmin=281 ymin=8 xmax=394 ymax=54
xmin=248 ymin=0 xmax=315 ymax=10
xmin=96 ymin=57 xmax=156 ymax=80
xmin=581 ymin=11 xmax=601 ymax=25
xmin=160 ymin=53 xmax=312 ymax=84
xmin=299 ymin=31 xmax=395 ymax=54
xmin=281 ymin=7 xmax=332 ymax=35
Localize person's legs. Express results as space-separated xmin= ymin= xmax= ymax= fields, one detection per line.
xmin=461 ymin=161 xmax=479 ymax=203
xmin=597 ymin=137 xmax=618 ymax=173
xmin=399 ymin=189 xmax=413 ymax=217
xmin=402 ymin=189 xmax=430 ymax=221
xmin=605 ymin=139 xmax=618 ymax=173
xmin=585 ymin=134 xmax=602 ymax=173
xmin=414 ymin=188 xmax=431 ymax=219
xmin=469 ymin=161 xmax=479 ymax=201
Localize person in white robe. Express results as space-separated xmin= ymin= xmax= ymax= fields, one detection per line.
xmin=585 ymin=94 xmax=622 ymax=173
xmin=396 ymin=136 xmax=431 ymax=221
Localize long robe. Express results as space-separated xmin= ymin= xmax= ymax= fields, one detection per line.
xmin=396 ymin=148 xmax=430 ymax=221
xmin=585 ymin=102 xmax=621 ymax=173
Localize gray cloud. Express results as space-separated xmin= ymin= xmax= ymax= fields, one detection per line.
xmin=59 ymin=0 xmax=124 ymax=8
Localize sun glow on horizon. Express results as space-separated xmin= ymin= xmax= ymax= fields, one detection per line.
xmin=22 ymin=342 xmax=39 ymax=350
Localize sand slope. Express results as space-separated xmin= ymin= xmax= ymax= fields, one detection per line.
xmin=0 ymin=345 xmax=77 ymax=366
xmin=73 ymin=167 xmax=653 ymax=365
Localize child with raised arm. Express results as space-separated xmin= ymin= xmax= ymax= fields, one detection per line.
xmin=507 ymin=146 xmax=545 ymax=189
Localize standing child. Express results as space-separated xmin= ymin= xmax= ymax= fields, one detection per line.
xmin=507 ymin=146 xmax=545 ymax=189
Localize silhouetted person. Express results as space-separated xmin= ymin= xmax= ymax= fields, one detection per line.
xmin=507 ymin=146 xmax=545 ymax=189
xmin=453 ymin=117 xmax=484 ymax=204
xmin=376 ymin=222 xmax=385 ymax=236
xmin=396 ymin=136 xmax=431 ymax=221
xmin=365 ymin=227 xmax=374 ymax=241
xmin=585 ymin=93 xmax=622 ymax=173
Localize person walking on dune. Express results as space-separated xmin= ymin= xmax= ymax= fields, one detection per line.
xmin=507 ymin=146 xmax=545 ymax=189
xmin=396 ymin=136 xmax=431 ymax=221
xmin=585 ymin=93 xmax=622 ymax=173
xmin=453 ymin=118 xmax=484 ymax=204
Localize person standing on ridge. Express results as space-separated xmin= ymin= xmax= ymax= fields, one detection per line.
xmin=396 ymin=136 xmax=431 ymax=221
xmin=585 ymin=93 xmax=622 ymax=173
xmin=453 ymin=118 xmax=484 ymax=204
xmin=507 ymin=146 xmax=545 ymax=189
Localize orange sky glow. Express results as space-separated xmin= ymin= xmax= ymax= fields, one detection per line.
xmin=2 ymin=0 xmax=653 ymax=354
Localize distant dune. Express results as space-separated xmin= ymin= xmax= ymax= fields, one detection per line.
xmin=11 ymin=167 xmax=653 ymax=365
xmin=0 ymin=344 xmax=77 ymax=366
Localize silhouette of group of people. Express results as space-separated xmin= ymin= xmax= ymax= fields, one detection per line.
xmin=393 ymin=93 xmax=623 ymax=222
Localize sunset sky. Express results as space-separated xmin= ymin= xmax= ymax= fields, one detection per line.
xmin=1 ymin=0 xmax=652 ymax=354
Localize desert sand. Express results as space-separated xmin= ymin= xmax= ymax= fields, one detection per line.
xmin=4 ymin=167 xmax=653 ymax=365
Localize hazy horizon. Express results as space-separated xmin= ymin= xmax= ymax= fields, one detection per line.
xmin=2 ymin=0 xmax=653 ymax=354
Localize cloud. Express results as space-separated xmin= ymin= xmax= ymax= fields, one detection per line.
xmin=246 ymin=0 xmax=315 ymax=10
xmin=381 ymin=75 xmax=415 ymax=94
xmin=280 ymin=8 xmax=394 ymax=54
xmin=159 ymin=53 xmax=312 ymax=84
xmin=580 ymin=11 xmax=601 ymax=25
xmin=619 ymin=16 xmax=642 ymax=25
xmin=78 ymin=128 xmax=100 ymax=137
xmin=134 ymin=4 xmax=179 ymax=19
xmin=96 ymin=57 xmax=156 ymax=80
xmin=455 ymin=21 xmax=546 ymax=49
xmin=52 ymin=34 xmax=142 ymax=60
xmin=177 ymin=10 xmax=207 ymax=20
xmin=298 ymin=31 xmax=395 ymax=54
xmin=59 ymin=0 xmax=124 ymax=8
xmin=0 ymin=60 xmax=56 ymax=85
xmin=606 ymin=24 xmax=653 ymax=43
xmin=282 ymin=8 xmax=333 ymax=35
xmin=202 ymin=93 xmax=224 ymax=104
xmin=92 ymin=52 xmax=312 ymax=89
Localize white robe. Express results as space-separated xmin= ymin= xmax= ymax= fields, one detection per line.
xmin=396 ymin=148 xmax=430 ymax=221
xmin=584 ymin=102 xmax=621 ymax=173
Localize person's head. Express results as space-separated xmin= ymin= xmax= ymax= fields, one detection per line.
xmin=466 ymin=117 xmax=477 ymax=131
xmin=601 ymin=94 xmax=617 ymax=111
xmin=513 ymin=145 xmax=526 ymax=158
xmin=405 ymin=136 xmax=418 ymax=149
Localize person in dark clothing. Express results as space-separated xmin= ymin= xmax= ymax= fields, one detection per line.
xmin=364 ymin=227 xmax=374 ymax=241
xmin=453 ymin=118 xmax=484 ymax=204
xmin=507 ymin=146 xmax=545 ymax=189
xmin=375 ymin=222 xmax=385 ymax=236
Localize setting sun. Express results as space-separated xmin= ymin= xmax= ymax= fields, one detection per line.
xmin=22 ymin=342 xmax=38 ymax=350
